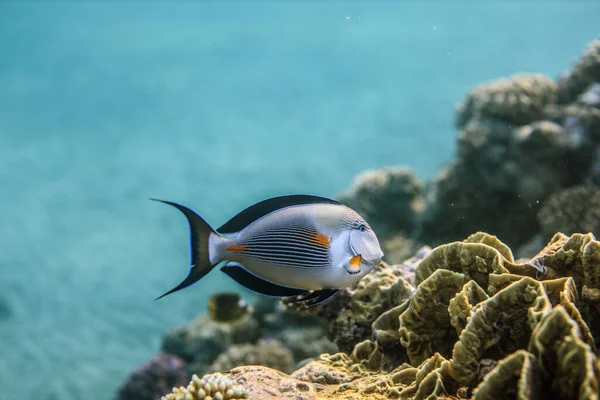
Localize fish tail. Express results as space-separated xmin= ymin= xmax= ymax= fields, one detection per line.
xmin=150 ymin=198 xmax=220 ymax=300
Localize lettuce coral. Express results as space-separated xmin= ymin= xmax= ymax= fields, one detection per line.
xmin=158 ymin=231 xmax=600 ymax=400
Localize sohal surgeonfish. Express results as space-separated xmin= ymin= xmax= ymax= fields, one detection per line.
xmin=151 ymin=194 xmax=384 ymax=306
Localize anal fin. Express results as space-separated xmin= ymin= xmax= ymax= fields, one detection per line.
xmin=220 ymin=263 xmax=306 ymax=297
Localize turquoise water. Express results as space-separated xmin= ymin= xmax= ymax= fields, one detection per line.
xmin=0 ymin=1 xmax=598 ymax=398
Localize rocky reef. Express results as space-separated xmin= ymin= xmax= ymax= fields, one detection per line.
xmin=156 ymin=232 xmax=600 ymax=399
xmin=339 ymin=37 xmax=600 ymax=258
xmin=116 ymin=36 xmax=600 ymax=400
xmin=115 ymin=293 xmax=337 ymax=400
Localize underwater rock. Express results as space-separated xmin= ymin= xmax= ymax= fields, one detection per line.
xmin=419 ymin=110 xmax=587 ymax=249
xmin=538 ymin=184 xmax=600 ymax=239
xmin=337 ymin=166 xmax=425 ymax=237
xmin=208 ymin=292 xmax=253 ymax=323
xmin=455 ymin=73 xmax=557 ymax=128
xmin=286 ymin=261 xmax=414 ymax=354
xmin=380 ymin=233 xmax=427 ymax=268
xmin=153 ymin=230 xmax=600 ymax=400
xmin=158 ymin=292 xmax=333 ymax=377
xmin=161 ymin=313 xmax=262 ymax=372
xmin=209 ymin=338 xmax=295 ymax=375
xmin=557 ymin=37 xmax=600 ymax=104
xmin=115 ymin=352 xmax=190 ymax=400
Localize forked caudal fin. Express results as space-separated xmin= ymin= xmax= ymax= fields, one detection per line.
xmin=150 ymin=198 xmax=218 ymax=300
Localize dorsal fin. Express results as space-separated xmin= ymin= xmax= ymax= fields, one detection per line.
xmin=216 ymin=194 xmax=342 ymax=234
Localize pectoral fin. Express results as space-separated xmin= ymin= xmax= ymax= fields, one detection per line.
xmin=345 ymin=255 xmax=362 ymax=275
xmin=287 ymin=289 xmax=340 ymax=307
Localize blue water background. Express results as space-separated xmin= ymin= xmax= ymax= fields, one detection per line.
xmin=0 ymin=1 xmax=598 ymax=398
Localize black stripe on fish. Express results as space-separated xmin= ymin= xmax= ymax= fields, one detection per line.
xmin=240 ymin=252 xmax=330 ymax=269
xmin=236 ymin=230 xmax=331 ymax=268
xmin=216 ymin=194 xmax=342 ymax=234
xmin=241 ymin=239 xmax=328 ymax=254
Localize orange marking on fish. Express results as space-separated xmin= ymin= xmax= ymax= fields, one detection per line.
xmin=227 ymin=246 xmax=247 ymax=252
xmin=349 ymin=255 xmax=362 ymax=268
xmin=314 ymin=232 xmax=332 ymax=247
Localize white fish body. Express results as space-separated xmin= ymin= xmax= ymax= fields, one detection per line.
xmin=152 ymin=195 xmax=384 ymax=306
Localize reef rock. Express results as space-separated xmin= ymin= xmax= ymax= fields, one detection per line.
xmin=156 ymin=231 xmax=600 ymax=400
xmin=337 ymin=166 xmax=425 ymax=238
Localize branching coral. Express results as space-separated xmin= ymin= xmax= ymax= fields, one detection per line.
xmin=161 ymin=373 xmax=250 ymax=400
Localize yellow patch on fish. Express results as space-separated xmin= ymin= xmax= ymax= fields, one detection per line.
xmin=348 ymin=255 xmax=362 ymax=273
xmin=227 ymin=245 xmax=247 ymax=252
xmin=313 ymin=232 xmax=332 ymax=247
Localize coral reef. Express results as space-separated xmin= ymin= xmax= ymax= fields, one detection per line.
xmin=337 ymin=166 xmax=425 ymax=238
xmin=208 ymin=292 xmax=253 ymax=323
xmin=284 ymin=258 xmax=415 ymax=354
xmin=209 ymin=339 xmax=295 ymax=374
xmin=335 ymin=37 xmax=600 ymax=252
xmin=161 ymin=373 xmax=250 ymax=400
xmin=117 ymin=292 xmax=336 ymax=400
xmin=538 ymin=184 xmax=600 ymax=239
xmin=149 ymin=36 xmax=600 ymax=400
xmin=557 ymin=38 xmax=600 ymax=104
xmin=165 ymin=232 xmax=600 ymax=399
xmin=115 ymin=352 xmax=191 ymax=400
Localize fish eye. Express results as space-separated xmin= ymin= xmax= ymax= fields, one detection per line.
xmin=358 ymin=224 xmax=367 ymax=232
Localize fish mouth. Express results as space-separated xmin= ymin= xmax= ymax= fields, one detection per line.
xmin=350 ymin=244 xmax=383 ymax=266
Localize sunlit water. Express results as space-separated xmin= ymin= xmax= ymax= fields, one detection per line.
xmin=0 ymin=1 xmax=598 ymax=398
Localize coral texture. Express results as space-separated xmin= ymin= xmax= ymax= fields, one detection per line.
xmin=538 ymin=184 xmax=600 ymax=239
xmin=209 ymin=339 xmax=295 ymax=374
xmin=161 ymin=373 xmax=250 ymax=400
xmin=330 ymin=37 xmax=598 ymax=252
xmin=337 ymin=166 xmax=425 ymax=237
xmin=115 ymin=352 xmax=191 ymax=400
xmin=159 ymin=231 xmax=600 ymax=400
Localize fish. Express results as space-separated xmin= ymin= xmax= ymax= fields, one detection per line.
xmin=151 ymin=194 xmax=384 ymax=307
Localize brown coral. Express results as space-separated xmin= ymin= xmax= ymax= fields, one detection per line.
xmin=538 ymin=184 xmax=600 ymax=239
xmin=456 ymin=73 xmax=557 ymax=127
xmin=209 ymin=339 xmax=295 ymax=375
xmin=286 ymin=260 xmax=414 ymax=354
xmin=557 ymin=37 xmax=600 ymax=104
xmin=337 ymin=166 xmax=425 ymax=237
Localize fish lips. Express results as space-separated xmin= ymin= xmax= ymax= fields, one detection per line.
xmin=350 ymin=242 xmax=383 ymax=266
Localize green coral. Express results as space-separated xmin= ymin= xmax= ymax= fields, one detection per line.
xmin=399 ymin=269 xmax=468 ymax=365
